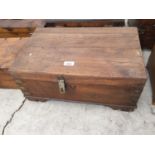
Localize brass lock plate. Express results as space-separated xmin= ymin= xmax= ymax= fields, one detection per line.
xmin=58 ymin=78 xmax=66 ymax=94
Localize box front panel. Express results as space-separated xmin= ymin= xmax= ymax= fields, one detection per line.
xmin=17 ymin=79 xmax=145 ymax=107
xmin=0 ymin=70 xmax=18 ymax=88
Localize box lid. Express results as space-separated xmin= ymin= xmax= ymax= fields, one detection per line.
xmin=10 ymin=27 xmax=147 ymax=82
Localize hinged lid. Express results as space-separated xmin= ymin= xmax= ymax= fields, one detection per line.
xmin=9 ymin=28 xmax=147 ymax=83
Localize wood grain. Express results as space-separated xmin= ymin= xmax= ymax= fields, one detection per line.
xmin=34 ymin=27 xmax=138 ymax=34
xmin=0 ymin=38 xmax=28 ymax=88
xmin=0 ymin=19 xmax=46 ymax=38
xmin=0 ymin=20 xmax=46 ymax=27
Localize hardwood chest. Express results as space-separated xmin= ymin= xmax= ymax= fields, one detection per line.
xmin=9 ymin=27 xmax=147 ymax=111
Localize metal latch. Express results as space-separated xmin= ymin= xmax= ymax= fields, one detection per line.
xmin=58 ymin=77 xmax=66 ymax=94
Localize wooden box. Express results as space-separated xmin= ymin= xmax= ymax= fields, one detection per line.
xmin=0 ymin=38 xmax=28 ymax=88
xmin=10 ymin=28 xmax=147 ymax=111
